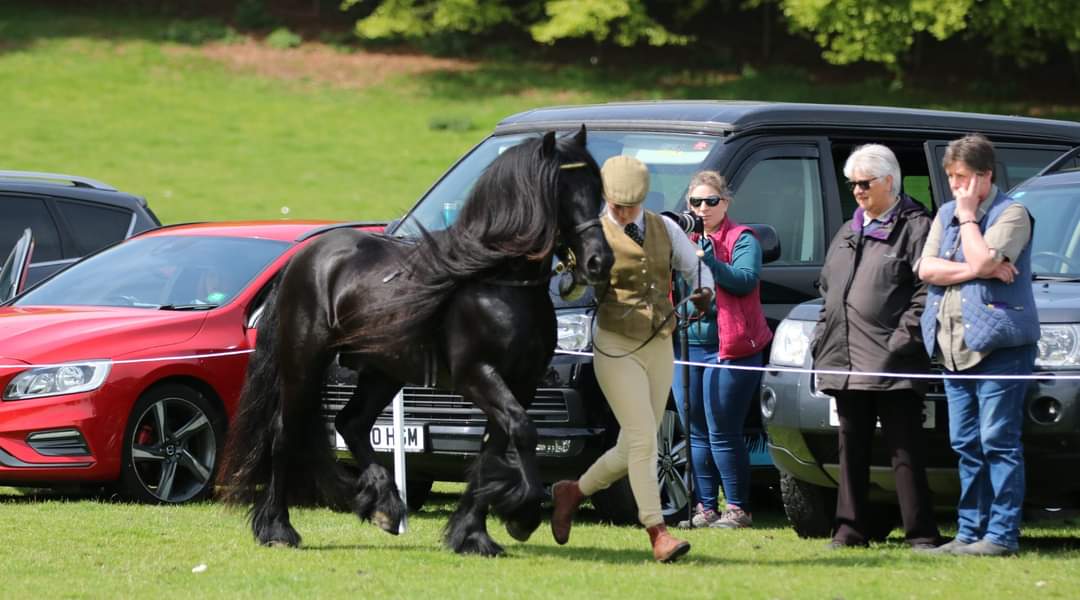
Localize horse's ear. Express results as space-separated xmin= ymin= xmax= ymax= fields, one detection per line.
xmin=573 ymin=124 xmax=587 ymax=147
xmin=541 ymin=131 xmax=556 ymax=157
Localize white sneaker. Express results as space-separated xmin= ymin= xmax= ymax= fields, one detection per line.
xmin=711 ymin=507 xmax=752 ymax=528
xmin=676 ymin=507 xmax=720 ymax=528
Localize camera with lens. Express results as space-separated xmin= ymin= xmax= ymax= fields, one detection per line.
xmin=660 ymin=210 xmax=704 ymax=235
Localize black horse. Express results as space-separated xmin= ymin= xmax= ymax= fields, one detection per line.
xmin=217 ymin=126 xmax=612 ymax=556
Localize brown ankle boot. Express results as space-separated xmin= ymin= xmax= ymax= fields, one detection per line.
xmin=647 ymin=524 xmax=691 ymax=563
xmin=550 ymin=480 xmax=584 ymax=545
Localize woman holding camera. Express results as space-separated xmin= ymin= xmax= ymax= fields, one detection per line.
xmin=674 ymin=170 xmax=772 ymax=529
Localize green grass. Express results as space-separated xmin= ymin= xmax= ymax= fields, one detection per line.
xmin=2 ymin=484 xmax=1079 ymax=599
xmin=2 ymin=4 xmax=1078 ymax=224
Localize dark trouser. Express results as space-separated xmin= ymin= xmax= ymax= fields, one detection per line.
xmin=832 ymin=389 xmax=940 ymax=546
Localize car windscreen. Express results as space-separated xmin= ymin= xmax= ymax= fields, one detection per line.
xmin=15 ymin=235 xmax=290 ymax=309
xmin=394 ymin=131 xmax=719 ymax=236
xmin=1014 ymin=181 xmax=1080 ymax=277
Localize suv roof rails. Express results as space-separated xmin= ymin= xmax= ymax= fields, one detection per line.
xmin=0 ymin=170 xmax=118 ymax=191
xmin=1035 ymin=146 xmax=1080 ymax=177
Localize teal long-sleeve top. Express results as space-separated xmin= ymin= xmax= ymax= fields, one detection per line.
xmin=678 ymin=231 xmax=763 ymax=346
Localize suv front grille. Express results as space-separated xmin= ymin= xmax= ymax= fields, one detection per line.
xmin=321 ymin=384 xmax=570 ymax=427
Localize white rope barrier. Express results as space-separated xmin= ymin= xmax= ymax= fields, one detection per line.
xmin=0 ymin=349 xmax=256 ymax=370
xmin=555 ymin=348 xmax=1074 ymax=381
xmin=0 ymin=346 xmax=1065 ymax=380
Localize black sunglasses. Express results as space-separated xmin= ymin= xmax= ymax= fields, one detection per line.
xmin=845 ymin=176 xmax=881 ymax=192
xmin=688 ymin=195 xmax=725 ymax=207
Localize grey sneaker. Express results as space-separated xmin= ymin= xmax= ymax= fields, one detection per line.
xmin=952 ymin=539 xmax=1018 ymax=557
xmin=918 ymin=538 xmax=973 ymax=555
xmin=676 ymin=507 xmax=720 ymax=529
xmin=711 ymin=507 xmax=753 ymax=529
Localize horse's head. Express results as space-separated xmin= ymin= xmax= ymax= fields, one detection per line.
xmin=544 ymin=125 xmax=613 ymax=289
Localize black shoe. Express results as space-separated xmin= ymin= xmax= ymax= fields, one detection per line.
xmin=825 ymin=539 xmax=865 ymax=550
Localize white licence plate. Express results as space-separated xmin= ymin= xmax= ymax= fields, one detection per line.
xmin=828 ymin=398 xmax=936 ymax=429
xmin=335 ymin=425 xmax=425 ymax=453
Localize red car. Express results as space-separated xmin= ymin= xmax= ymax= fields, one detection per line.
xmin=0 ymin=221 xmax=381 ymax=503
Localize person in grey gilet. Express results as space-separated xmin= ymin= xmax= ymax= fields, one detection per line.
xmin=917 ymin=134 xmax=1039 ymax=557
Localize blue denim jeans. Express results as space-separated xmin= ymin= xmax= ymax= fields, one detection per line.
xmin=942 ymin=345 xmax=1035 ymax=551
xmin=673 ymin=345 xmax=763 ymax=512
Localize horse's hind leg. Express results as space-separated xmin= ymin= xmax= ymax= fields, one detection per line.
xmin=251 ymin=338 xmax=335 ymax=547
xmin=334 ymin=369 xmax=406 ymax=535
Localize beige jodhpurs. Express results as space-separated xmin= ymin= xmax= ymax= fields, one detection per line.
xmin=579 ymin=327 xmax=674 ymax=528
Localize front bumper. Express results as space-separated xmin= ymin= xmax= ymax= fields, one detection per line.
xmin=322 ymin=369 xmax=612 ymax=483
xmin=761 ymin=364 xmax=1080 ymax=507
xmin=0 ymin=390 xmax=101 ymax=483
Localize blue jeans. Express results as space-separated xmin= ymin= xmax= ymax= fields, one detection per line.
xmin=673 ymin=345 xmax=763 ymax=512
xmin=942 ymin=345 xmax=1035 ymax=551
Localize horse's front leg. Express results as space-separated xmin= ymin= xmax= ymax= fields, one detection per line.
xmin=445 ymin=364 xmax=543 ymax=556
xmin=335 ymin=370 xmax=407 ymax=535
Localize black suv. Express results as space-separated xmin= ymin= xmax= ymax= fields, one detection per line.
xmin=762 ymin=147 xmax=1080 ymax=537
xmin=323 ymin=101 xmax=1080 ymax=521
xmin=0 ymin=170 xmax=160 ymax=287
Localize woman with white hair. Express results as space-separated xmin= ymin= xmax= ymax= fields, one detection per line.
xmin=811 ymin=144 xmax=943 ymax=549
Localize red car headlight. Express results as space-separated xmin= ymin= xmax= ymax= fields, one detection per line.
xmin=3 ymin=360 xmax=112 ymax=401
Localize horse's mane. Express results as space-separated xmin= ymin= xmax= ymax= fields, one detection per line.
xmin=340 ymin=131 xmax=596 ymax=354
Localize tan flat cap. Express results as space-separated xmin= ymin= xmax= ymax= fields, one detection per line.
xmin=601 ymin=155 xmax=650 ymax=206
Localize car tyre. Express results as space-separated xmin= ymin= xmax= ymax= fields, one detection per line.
xmin=119 ymin=383 xmax=225 ymax=504
xmin=779 ymin=471 xmax=836 ymax=538
xmin=591 ymin=408 xmax=691 ymax=526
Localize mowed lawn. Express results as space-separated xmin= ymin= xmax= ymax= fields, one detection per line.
xmin=4 ymin=5 xmax=1079 ymax=225
xmin=2 ymin=484 xmax=1080 ymax=599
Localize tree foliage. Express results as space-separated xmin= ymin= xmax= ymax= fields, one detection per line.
xmin=343 ymin=0 xmax=1080 ymax=74
xmin=344 ymin=0 xmax=695 ymax=47
xmin=781 ymin=0 xmax=1080 ymax=71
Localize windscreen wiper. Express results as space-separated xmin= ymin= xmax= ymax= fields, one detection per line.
xmin=158 ymin=304 xmax=218 ymax=311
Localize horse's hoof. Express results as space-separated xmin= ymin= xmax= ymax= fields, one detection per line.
xmin=372 ymin=511 xmax=401 ymax=535
xmin=505 ymin=520 xmax=533 ymax=542
xmin=263 ymin=539 xmax=299 ymax=549
xmin=452 ymin=534 xmax=505 ymax=557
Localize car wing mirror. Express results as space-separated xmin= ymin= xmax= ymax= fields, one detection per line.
xmin=746 ymin=223 xmax=781 ymax=264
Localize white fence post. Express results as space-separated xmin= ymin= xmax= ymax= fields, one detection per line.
xmin=392 ymin=387 xmax=407 ymax=534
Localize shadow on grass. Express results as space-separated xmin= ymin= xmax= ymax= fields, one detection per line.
xmin=0 ymin=486 xmax=112 ymax=504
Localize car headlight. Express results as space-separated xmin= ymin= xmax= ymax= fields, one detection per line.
xmin=1037 ymin=324 xmax=1080 ymax=368
xmin=3 ymin=360 xmax=112 ymax=401
xmin=556 ymin=312 xmax=592 ymax=352
xmin=769 ymin=319 xmax=815 ymax=367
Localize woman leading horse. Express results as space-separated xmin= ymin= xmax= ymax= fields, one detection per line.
xmin=217 ymin=126 xmax=612 ymax=556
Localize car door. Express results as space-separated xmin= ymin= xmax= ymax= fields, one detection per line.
xmin=924 ymin=141 xmax=1074 ymax=207
xmin=720 ymin=139 xmax=836 ymax=325
xmin=0 ymin=228 xmax=34 ymax=303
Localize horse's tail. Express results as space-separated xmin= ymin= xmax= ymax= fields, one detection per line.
xmin=216 ymin=287 xmax=286 ymax=506
xmin=217 ymin=284 xmax=350 ymax=511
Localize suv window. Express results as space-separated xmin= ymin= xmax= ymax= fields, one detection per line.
xmin=0 ymin=195 xmax=62 ymax=261
xmin=930 ymin=143 xmax=1071 ymax=200
xmin=54 ymin=199 xmax=134 ymax=256
xmin=397 ymin=131 xmax=720 ymax=235
xmin=995 ymin=146 xmax=1072 ymax=190
xmin=730 ymin=155 xmax=825 ymax=265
